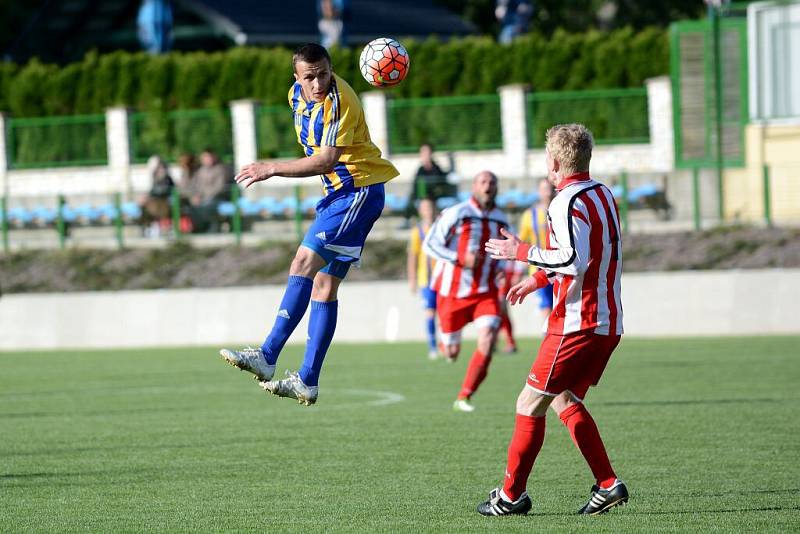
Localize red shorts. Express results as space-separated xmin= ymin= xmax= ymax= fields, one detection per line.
xmin=526 ymin=331 xmax=621 ymax=401
xmin=437 ymin=293 xmax=501 ymax=346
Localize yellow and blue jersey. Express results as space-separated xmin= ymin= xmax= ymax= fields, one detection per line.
xmin=519 ymin=206 xmax=550 ymax=274
xmin=289 ymin=73 xmax=399 ymax=196
xmin=409 ymin=223 xmax=435 ymax=289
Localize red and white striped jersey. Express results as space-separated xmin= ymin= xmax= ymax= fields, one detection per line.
xmin=423 ymin=197 xmax=510 ymax=299
xmin=521 ymin=173 xmax=624 ymax=336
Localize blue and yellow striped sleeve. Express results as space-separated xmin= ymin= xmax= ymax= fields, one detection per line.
xmin=321 ymin=83 xmax=356 ymax=147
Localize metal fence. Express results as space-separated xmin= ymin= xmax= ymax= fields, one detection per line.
xmin=129 ymin=108 xmax=234 ymax=163
xmin=387 ymin=94 xmax=503 ymax=154
xmin=7 ymin=114 xmax=108 ymax=169
xmin=526 ymin=88 xmax=650 ymax=148
xmin=255 ymin=105 xmax=302 ymax=160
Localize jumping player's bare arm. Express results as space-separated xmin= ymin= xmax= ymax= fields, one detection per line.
xmin=235 ymin=146 xmax=344 ymax=188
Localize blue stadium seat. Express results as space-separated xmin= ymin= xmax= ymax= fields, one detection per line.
xmin=627 ymin=183 xmax=660 ymax=203
xmin=217 ymin=201 xmax=236 ymax=217
xmin=31 ymin=205 xmax=57 ymax=226
xmin=279 ymin=196 xmax=300 ymax=216
xmin=301 ymin=195 xmax=323 ymax=214
xmin=436 ymin=196 xmax=458 ymax=210
xmin=95 ymin=203 xmax=118 ymax=222
xmin=120 ymin=202 xmax=142 ymax=221
xmin=8 ymin=206 xmax=33 ymax=226
xmin=256 ymin=197 xmax=283 ymax=217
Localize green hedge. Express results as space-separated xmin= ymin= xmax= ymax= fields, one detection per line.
xmin=0 ymin=27 xmax=668 ymax=117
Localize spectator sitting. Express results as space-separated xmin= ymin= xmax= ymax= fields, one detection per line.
xmin=139 ymin=154 xmax=174 ymax=237
xmin=189 ymin=147 xmax=232 ymax=233
xmin=176 ymin=152 xmax=199 ymax=202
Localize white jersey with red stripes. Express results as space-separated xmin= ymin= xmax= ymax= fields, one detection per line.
xmin=423 ymin=197 xmax=509 ymax=299
xmin=522 ymin=173 xmax=624 ymax=336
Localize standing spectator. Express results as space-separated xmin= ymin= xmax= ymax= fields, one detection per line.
xmin=423 ymin=171 xmax=510 ymax=413
xmin=318 ymin=0 xmax=350 ymax=49
xmin=405 ymin=143 xmax=450 ymax=222
xmin=496 ymin=0 xmax=534 ymax=44
xmin=407 ymin=198 xmax=439 ymax=360
xmin=189 ymin=148 xmax=232 ymax=233
xmin=137 ymin=0 xmax=173 ymax=54
xmin=139 ymin=155 xmax=174 ymax=236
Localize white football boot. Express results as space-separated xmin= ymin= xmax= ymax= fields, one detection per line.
xmin=453 ymin=398 xmax=476 ymax=412
xmin=260 ymin=370 xmax=319 ymax=406
xmin=219 ymin=346 xmax=275 ymax=381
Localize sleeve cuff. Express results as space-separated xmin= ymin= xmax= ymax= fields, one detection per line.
xmin=515 ymin=243 xmax=532 ymax=262
xmin=533 ymin=269 xmax=549 ymax=287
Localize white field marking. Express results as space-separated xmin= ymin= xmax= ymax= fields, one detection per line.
xmin=330 ymin=388 xmax=406 ymax=407
xmin=385 ymin=305 xmax=399 ymax=342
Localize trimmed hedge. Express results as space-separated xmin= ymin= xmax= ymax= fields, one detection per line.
xmin=0 ymin=28 xmax=668 ymax=117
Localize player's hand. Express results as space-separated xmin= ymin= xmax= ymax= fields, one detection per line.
xmin=507 ymin=276 xmax=545 ymax=306
xmin=485 ymin=227 xmax=522 ymax=260
xmin=235 ymin=162 xmax=276 ymax=188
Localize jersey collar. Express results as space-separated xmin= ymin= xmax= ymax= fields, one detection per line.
xmin=556 ymin=171 xmax=591 ymax=191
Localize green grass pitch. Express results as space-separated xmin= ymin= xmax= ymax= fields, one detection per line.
xmin=1 ymin=336 xmax=799 ymax=532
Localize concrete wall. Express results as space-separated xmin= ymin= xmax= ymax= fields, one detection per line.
xmin=1 ymin=269 xmax=798 ymax=350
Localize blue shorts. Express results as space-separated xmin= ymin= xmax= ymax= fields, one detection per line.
xmin=537 ymin=283 xmax=554 ymax=310
xmin=420 ymin=287 xmax=437 ymax=310
xmin=301 ymin=183 xmax=385 ymax=279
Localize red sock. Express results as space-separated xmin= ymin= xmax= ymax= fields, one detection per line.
xmin=502 ymin=414 xmax=546 ymax=501
xmin=559 ymin=403 xmax=616 ymax=488
xmin=458 ymin=350 xmax=491 ymax=399
xmin=499 ymin=313 xmax=516 ymax=348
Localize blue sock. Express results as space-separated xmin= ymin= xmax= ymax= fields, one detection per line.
xmin=261 ymin=275 xmax=313 ymax=365
xmin=298 ymin=300 xmax=338 ymax=387
xmin=426 ymin=315 xmax=437 ymax=352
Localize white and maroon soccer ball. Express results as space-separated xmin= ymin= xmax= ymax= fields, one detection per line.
xmin=359 ymin=37 xmax=410 ymax=88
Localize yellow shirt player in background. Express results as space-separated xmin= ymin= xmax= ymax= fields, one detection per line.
xmin=407 ymin=198 xmax=438 ymax=360
xmin=517 ymin=178 xmax=556 ymax=322
xmin=220 ymin=43 xmax=398 ymax=406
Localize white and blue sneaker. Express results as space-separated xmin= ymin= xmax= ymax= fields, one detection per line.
xmin=260 ymin=370 xmax=319 ymax=406
xmin=219 ymin=346 xmax=275 ymax=381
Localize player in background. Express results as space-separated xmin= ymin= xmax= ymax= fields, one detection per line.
xmin=478 ymin=124 xmax=627 ymax=516
xmin=423 ymin=171 xmax=510 ymax=412
xmin=518 ymin=178 xmax=556 ymax=326
xmin=219 ymin=43 xmax=399 ymax=406
xmin=407 ymin=198 xmax=439 ymax=360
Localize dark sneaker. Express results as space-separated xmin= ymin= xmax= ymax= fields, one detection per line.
xmin=579 ymin=480 xmax=628 ymax=515
xmin=477 ymin=487 xmax=532 ymax=516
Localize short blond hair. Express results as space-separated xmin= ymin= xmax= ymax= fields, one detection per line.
xmin=545 ymin=124 xmax=594 ymax=175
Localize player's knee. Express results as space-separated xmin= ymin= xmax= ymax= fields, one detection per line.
xmin=516 ymin=387 xmax=552 ymax=417
xmin=291 ymin=247 xmax=327 ymax=277
xmin=550 ymin=391 xmax=580 ymax=416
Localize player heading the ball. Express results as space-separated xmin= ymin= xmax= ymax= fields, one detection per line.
xmin=219 ymin=43 xmax=400 ymax=406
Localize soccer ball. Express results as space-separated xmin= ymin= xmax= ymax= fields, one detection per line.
xmin=359 ymin=38 xmax=410 ymax=88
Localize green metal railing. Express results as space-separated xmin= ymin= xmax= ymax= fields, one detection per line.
xmin=7 ymin=114 xmax=108 ymax=169
xmin=526 ymin=88 xmax=650 ymax=148
xmin=129 ymin=108 xmax=234 ymax=163
xmin=387 ymin=94 xmax=503 ymax=154
xmin=256 ymin=105 xmax=303 ymax=159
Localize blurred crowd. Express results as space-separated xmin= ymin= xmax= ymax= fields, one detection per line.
xmin=139 ymin=148 xmax=236 ymax=237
